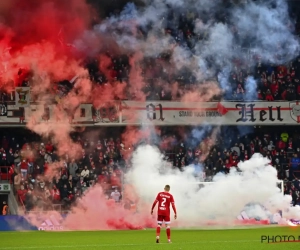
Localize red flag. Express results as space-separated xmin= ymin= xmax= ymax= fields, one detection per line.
xmin=217 ymin=102 xmax=228 ymax=115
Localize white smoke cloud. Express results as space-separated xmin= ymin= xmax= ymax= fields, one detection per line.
xmin=231 ymin=0 xmax=300 ymax=64
xmin=244 ymin=76 xmax=257 ymax=100
xmin=126 ymin=145 xmax=300 ymax=226
xmin=196 ymin=23 xmax=235 ymax=76
xmin=217 ymin=67 xmax=232 ymax=98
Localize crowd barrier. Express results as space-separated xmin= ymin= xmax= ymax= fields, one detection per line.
xmin=0 ymin=213 xmax=69 ymax=231
xmin=0 ymin=166 xmax=12 ymax=182
xmin=0 ymin=210 xmax=297 ymax=231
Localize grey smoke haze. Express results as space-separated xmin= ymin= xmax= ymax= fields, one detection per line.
xmin=231 ymin=0 xmax=299 ymax=64
xmin=92 ymin=0 xmax=299 ymax=75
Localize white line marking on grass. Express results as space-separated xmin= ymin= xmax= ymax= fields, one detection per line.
xmin=1 ymin=240 xmax=261 ymax=249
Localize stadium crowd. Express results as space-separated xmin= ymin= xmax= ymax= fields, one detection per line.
xmin=1 ymin=2 xmax=300 ymax=215
xmin=0 ymin=125 xmax=300 ymax=212
xmin=8 ymin=6 xmax=300 ymax=103
xmin=8 ymin=132 xmax=125 ymax=212
xmin=17 ymin=46 xmax=300 ymax=103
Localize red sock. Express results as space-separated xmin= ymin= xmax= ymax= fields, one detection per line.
xmin=156 ymin=226 xmax=161 ymax=237
xmin=166 ymin=227 xmax=171 ymax=240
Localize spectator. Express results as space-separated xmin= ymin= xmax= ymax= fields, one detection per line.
xmin=45 ymin=141 xmax=53 ymax=153
xmin=14 ymin=150 xmax=21 ymax=166
xmin=236 ymin=84 xmax=244 ymax=100
xmin=69 ymin=159 xmax=78 ymax=177
xmin=18 ymin=159 xmax=30 ymax=179
xmin=296 ymin=148 xmax=300 ymax=158
xmin=73 ymin=172 xmax=81 ymax=185
xmin=185 ymin=148 xmax=194 ymax=165
xmin=265 ymin=89 xmax=274 ymax=101
xmin=290 ymin=184 xmax=300 ymax=206
xmin=44 ymin=186 xmax=51 ymax=203
xmin=17 ymin=185 xmax=27 ymax=205
xmin=24 ymin=190 xmax=34 ymax=212
xmin=289 ymin=153 xmax=300 ymax=181
xmin=14 ymin=170 xmax=22 ymax=191
xmin=0 ymin=148 xmax=7 ymax=166
xmin=215 ymin=158 xmax=224 ymax=173
xmin=111 ymin=188 xmax=121 ymax=203
xmin=60 ymin=184 xmax=69 ymax=201
xmin=67 ymin=175 xmax=74 ymax=195
xmin=281 ymin=132 xmax=289 ymax=143
xmin=76 ymin=176 xmax=84 ymax=190
xmin=277 ymin=139 xmax=286 ymax=150
xmin=7 ymin=148 xmax=14 ymax=166
xmin=1 ymin=201 xmax=8 ymax=215
xmin=257 ymin=89 xmax=263 ymax=100
xmin=223 ymin=159 xmax=232 ymax=173
xmin=231 ymin=143 xmax=240 ymax=156
xmin=270 ymin=81 xmax=278 ymax=95
xmin=51 ymin=185 xmax=61 ymax=204
xmin=61 ymin=162 xmax=68 ymax=177
xmin=287 ymin=138 xmax=294 ymax=153
xmin=81 ymin=166 xmax=90 ymax=183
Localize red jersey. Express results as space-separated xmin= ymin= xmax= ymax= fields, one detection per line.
xmin=152 ymin=191 xmax=176 ymax=216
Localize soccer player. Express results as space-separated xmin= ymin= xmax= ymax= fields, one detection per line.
xmin=151 ymin=185 xmax=177 ymax=243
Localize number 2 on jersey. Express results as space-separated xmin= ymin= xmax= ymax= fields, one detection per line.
xmin=161 ymin=197 xmax=166 ymax=207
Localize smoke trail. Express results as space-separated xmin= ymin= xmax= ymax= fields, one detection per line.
xmin=244 ymin=76 xmax=257 ymax=100
xmin=217 ymin=67 xmax=232 ymax=100
xmin=185 ymin=125 xmax=213 ymax=149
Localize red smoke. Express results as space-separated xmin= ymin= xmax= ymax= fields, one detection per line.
xmin=63 ymin=186 xmax=155 ymax=230
xmin=24 ymin=185 xmax=274 ymax=230
xmin=2 ymin=0 xmax=225 ymax=232
xmin=2 ymin=0 xmax=91 ymax=48
xmin=0 ymin=0 xmax=92 ymax=85
xmin=24 ymin=185 xmax=156 ymax=230
xmin=0 ymin=0 xmax=97 ymax=161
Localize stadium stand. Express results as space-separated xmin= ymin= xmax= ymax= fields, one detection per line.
xmin=6 ymin=9 xmax=298 ymax=102
xmin=0 ymin=125 xmax=299 ymax=212
xmin=12 ymin=53 xmax=300 ymax=102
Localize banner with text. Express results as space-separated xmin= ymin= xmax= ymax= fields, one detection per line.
xmin=0 ymin=183 xmax=10 ymax=192
xmin=0 ymin=101 xmax=300 ymax=125
xmin=120 ymin=101 xmax=292 ymax=125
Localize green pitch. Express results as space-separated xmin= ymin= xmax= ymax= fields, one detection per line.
xmin=0 ymin=226 xmax=300 ymax=250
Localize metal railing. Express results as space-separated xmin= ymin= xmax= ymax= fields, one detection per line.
xmin=0 ymin=166 xmax=11 ymax=182
xmin=292 ymin=170 xmax=300 ymax=179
